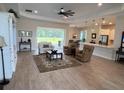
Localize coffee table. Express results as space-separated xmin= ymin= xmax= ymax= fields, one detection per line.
xmin=46 ymin=50 xmax=63 ymax=61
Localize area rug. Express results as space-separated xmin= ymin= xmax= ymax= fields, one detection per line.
xmin=33 ymin=55 xmax=82 ymax=73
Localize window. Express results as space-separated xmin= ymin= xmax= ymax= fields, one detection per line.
xmin=80 ymin=31 xmax=87 ymax=42
xmin=36 ymin=27 xmax=65 ymax=47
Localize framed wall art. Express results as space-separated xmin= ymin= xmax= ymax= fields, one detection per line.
xmin=18 ymin=30 xmax=32 ymax=37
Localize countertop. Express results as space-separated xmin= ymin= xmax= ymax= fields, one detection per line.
xmin=80 ymin=42 xmax=114 ymax=49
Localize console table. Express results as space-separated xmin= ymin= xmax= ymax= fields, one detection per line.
xmin=19 ymin=42 xmax=32 ymax=52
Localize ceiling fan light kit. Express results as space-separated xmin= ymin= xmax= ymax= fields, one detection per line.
xmin=60 ymin=8 xmax=64 ymax=12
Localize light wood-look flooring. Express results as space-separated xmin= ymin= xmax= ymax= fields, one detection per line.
xmin=4 ymin=52 xmax=124 ymax=90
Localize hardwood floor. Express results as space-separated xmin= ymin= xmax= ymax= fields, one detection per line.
xmin=4 ymin=52 xmax=124 ymax=90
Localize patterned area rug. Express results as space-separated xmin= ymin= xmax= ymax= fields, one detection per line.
xmin=33 ymin=55 xmax=82 ymax=73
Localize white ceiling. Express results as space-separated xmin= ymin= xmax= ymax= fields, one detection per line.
xmin=4 ymin=3 xmax=124 ymax=26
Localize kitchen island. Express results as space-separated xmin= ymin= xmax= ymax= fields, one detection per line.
xmin=79 ymin=42 xmax=116 ymax=60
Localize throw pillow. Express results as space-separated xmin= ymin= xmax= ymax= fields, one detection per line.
xmin=43 ymin=44 xmax=49 ymax=48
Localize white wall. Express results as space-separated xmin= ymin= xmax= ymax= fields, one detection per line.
xmin=16 ymin=17 xmax=69 ymax=55
xmin=93 ymin=47 xmax=115 ymax=60
xmin=0 ymin=4 xmax=6 ymax=11
xmin=114 ymin=15 xmax=124 ymax=48
xmin=68 ymin=27 xmax=80 ymax=41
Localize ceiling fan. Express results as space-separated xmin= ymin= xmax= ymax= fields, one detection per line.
xmin=58 ymin=8 xmax=75 ymax=17
xmin=8 ymin=9 xmax=19 ymax=18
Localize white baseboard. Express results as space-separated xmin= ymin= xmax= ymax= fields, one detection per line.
xmin=93 ymin=53 xmax=115 ymax=61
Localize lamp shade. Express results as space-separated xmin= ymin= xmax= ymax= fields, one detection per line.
xmin=0 ymin=35 xmax=7 ymax=47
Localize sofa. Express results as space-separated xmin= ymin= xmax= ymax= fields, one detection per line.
xmin=38 ymin=42 xmax=54 ymax=54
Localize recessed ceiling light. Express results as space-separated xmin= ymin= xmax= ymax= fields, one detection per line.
xmin=98 ymin=3 xmax=102 ymax=7
xmin=109 ymin=22 xmax=112 ymax=25
xmin=34 ymin=10 xmax=38 ymax=14
xmin=95 ymin=23 xmax=98 ymax=26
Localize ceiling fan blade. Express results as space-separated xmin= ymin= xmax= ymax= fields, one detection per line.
xmin=66 ymin=10 xmax=72 ymax=12
xmin=57 ymin=8 xmax=75 ymax=17
xmin=65 ymin=12 xmax=74 ymax=15
xmin=62 ymin=13 xmax=68 ymax=17
xmin=65 ymin=15 xmax=68 ymax=17
xmin=68 ymin=13 xmax=74 ymax=16
xmin=65 ymin=12 xmax=75 ymax=15
xmin=71 ymin=12 xmax=75 ymax=14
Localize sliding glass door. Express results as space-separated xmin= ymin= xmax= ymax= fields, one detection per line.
xmin=36 ymin=27 xmax=65 ymax=49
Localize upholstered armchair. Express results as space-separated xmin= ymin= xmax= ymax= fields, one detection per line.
xmin=63 ymin=40 xmax=79 ymax=56
xmin=76 ymin=45 xmax=94 ymax=62
xmin=63 ymin=46 xmax=73 ymax=55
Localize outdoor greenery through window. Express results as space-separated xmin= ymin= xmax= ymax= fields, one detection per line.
xmin=37 ymin=27 xmax=65 ymax=46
